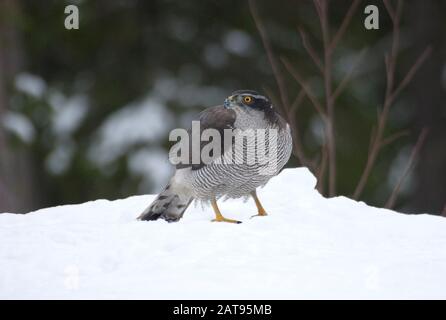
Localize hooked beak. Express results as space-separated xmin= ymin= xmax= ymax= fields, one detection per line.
xmin=224 ymin=95 xmax=235 ymax=109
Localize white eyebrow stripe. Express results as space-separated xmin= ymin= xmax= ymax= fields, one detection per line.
xmin=242 ymin=94 xmax=266 ymax=100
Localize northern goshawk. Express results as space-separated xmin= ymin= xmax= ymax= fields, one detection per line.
xmin=138 ymin=90 xmax=292 ymax=223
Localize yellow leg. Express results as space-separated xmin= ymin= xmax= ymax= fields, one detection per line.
xmin=211 ymin=198 xmax=241 ymax=224
xmin=250 ymin=191 xmax=268 ymax=218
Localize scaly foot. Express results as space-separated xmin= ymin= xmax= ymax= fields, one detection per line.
xmin=210 ymin=198 xmax=242 ymax=224
xmin=250 ymin=191 xmax=268 ymax=219
xmin=250 ymin=211 xmax=268 ymax=219
xmin=212 ymin=216 xmax=242 ymax=224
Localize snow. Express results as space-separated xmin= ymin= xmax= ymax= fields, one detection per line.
xmin=1 ymin=168 xmax=446 ymax=299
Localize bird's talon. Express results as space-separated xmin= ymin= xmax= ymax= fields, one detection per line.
xmin=250 ymin=213 xmax=268 ymax=219
xmin=212 ymin=218 xmax=242 ymax=224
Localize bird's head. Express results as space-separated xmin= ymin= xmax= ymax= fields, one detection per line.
xmin=224 ymin=90 xmax=273 ymax=113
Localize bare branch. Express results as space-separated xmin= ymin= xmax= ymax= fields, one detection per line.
xmin=281 ymin=57 xmax=326 ymax=120
xmin=373 ymin=48 xmax=430 ymax=156
xmin=381 ymin=130 xmax=410 ymax=147
xmin=317 ymin=0 xmax=330 ymax=55
xmin=298 ymin=28 xmax=324 ymax=73
xmin=290 ymin=124 xmax=312 ymax=169
xmin=385 ymin=128 xmax=430 ymax=209
xmin=442 ymin=203 xmax=446 ymax=217
xmin=384 ymin=1 xmax=403 ymax=96
xmin=390 ymin=47 xmax=432 ymax=103
xmin=367 ymin=125 xmax=377 ymax=156
xmin=332 ymin=48 xmax=367 ymax=102
xmin=384 ymin=53 xmax=390 ymax=72
xmin=329 ymin=0 xmax=361 ymax=52
xmin=316 ymin=144 xmax=328 ymax=194
xmin=249 ymin=0 xmax=289 ymax=113
xmin=287 ymin=91 xmax=313 ymax=167
xmin=383 ymin=0 xmax=395 ymax=22
xmin=290 ymin=89 xmax=306 ymax=113
xmin=314 ymin=0 xmax=338 ymax=197
xmin=353 ymin=0 xmax=431 ymax=200
xmin=395 ymin=0 xmax=403 ymax=24
xmin=313 ymin=0 xmax=323 ymax=19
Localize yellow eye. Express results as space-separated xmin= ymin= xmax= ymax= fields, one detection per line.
xmin=243 ymin=96 xmax=253 ymax=104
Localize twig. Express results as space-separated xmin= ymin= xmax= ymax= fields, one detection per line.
xmin=390 ymin=47 xmax=432 ymax=103
xmin=281 ymin=57 xmax=326 ymax=120
xmin=316 ymin=144 xmax=328 ymax=194
xmin=329 ymin=0 xmax=361 ymax=52
xmin=249 ymin=0 xmax=289 ymax=114
xmin=368 ymin=126 xmax=377 ymax=156
xmin=313 ymin=0 xmax=323 ymax=18
xmin=332 ymin=48 xmax=368 ymax=102
xmin=251 ymin=0 xmax=315 ymax=168
xmin=383 ymin=0 xmax=396 ymax=22
xmin=298 ymin=28 xmax=324 ymax=73
xmin=290 ymin=130 xmax=313 ymax=169
xmin=290 ymin=90 xmax=306 ymax=113
xmin=315 ymin=0 xmax=337 ymax=197
xmin=280 ymin=57 xmax=329 ymax=170
xmin=442 ymin=203 xmax=446 ymax=217
xmin=381 ymin=130 xmax=409 ymax=147
xmin=287 ymin=90 xmax=313 ymax=168
xmin=353 ymin=0 xmax=430 ymax=200
xmin=385 ymin=128 xmax=429 ymax=209
xmin=384 ymin=0 xmax=403 ymax=97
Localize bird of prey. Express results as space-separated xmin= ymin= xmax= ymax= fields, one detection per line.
xmin=138 ymin=90 xmax=292 ymax=223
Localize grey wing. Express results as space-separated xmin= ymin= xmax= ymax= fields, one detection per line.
xmin=175 ymin=105 xmax=236 ymax=170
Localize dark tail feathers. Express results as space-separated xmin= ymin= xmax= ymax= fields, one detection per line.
xmin=137 ymin=184 xmax=192 ymax=222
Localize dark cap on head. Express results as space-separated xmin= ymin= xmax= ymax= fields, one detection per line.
xmin=231 ymin=89 xmax=262 ymax=96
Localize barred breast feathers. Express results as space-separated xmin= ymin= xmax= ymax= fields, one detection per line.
xmin=184 ymin=110 xmax=292 ymax=201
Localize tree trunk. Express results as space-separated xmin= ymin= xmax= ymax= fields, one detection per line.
xmin=407 ymin=0 xmax=446 ymax=214
xmin=0 ymin=0 xmax=36 ymax=213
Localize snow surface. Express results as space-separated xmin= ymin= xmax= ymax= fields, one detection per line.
xmin=1 ymin=168 xmax=446 ymax=299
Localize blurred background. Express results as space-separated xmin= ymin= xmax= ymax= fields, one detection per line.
xmin=0 ymin=0 xmax=445 ymax=215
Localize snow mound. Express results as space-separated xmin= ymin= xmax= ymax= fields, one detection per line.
xmin=1 ymin=168 xmax=446 ymax=299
